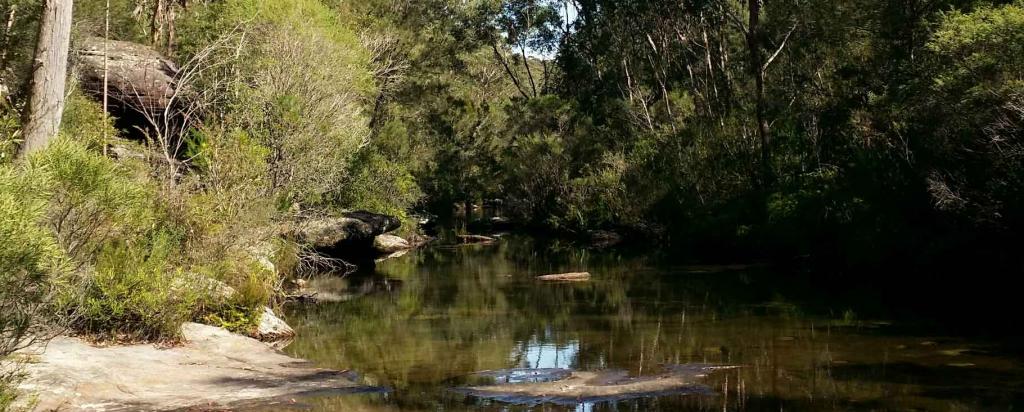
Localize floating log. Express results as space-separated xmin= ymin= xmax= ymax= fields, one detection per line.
xmin=457 ymin=234 xmax=497 ymax=244
xmin=536 ymin=272 xmax=591 ymax=282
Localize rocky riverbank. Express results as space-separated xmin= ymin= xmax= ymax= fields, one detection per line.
xmin=10 ymin=323 xmax=383 ymax=411
xmin=5 ymin=209 xmax=422 ymax=411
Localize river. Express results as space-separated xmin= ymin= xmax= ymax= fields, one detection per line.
xmin=276 ymin=233 xmax=1023 ymax=411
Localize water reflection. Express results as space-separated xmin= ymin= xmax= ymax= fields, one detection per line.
xmin=514 ymin=334 xmax=579 ymax=369
xmin=277 ymin=235 xmax=1024 ymax=411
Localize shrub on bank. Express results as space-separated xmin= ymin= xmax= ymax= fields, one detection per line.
xmin=0 ymin=136 xmax=283 ymax=342
xmin=1 ymin=157 xmax=65 ymax=411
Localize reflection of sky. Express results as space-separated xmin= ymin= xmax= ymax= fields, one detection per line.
xmin=511 ymin=334 xmax=597 ymax=410
xmin=512 ymin=329 xmax=579 ymax=369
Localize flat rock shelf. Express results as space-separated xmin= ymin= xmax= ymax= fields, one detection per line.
xmin=452 ymin=365 xmax=736 ymax=405
xmin=13 ymin=323 xmax=383 ymax=411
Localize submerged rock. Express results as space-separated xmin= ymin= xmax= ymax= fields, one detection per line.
xmin=454 ymin=364 xmax=735 ymax=405
xmin=288 ymin=275 xmax=404 ymax=304
xmin=536 ymin=272 xmax=591 ymax=282
xmin=13 ymin=323 xmax=382 ymax=411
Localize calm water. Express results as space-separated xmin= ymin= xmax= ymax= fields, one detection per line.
xmin=278 ymin=234 xmax=1024 ymax=411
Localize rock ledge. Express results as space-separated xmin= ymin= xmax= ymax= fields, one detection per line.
xmin=13 ymin=323 xmax=381 ymax=411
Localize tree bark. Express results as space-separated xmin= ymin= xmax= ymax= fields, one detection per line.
xmin=151 ymin=0 xmax=165 ymax=47
xmin=745 ymin=0 xmax=773 ymax=186
xmin=0 ymin=5 xmax=17 ymax=75
xmin=18 ymin=0 xmax=74 ymax=158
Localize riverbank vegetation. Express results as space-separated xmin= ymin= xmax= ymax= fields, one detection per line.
xmin=2 ymin=0 xmax=1024 ymax=404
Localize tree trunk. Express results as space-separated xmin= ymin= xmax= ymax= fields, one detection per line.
xmin=151 ymin=0 xmax=165 ymax=47
xmin=18 ymin=0 xmax=74 ymax=158
xmin=745 ymin=0 xmax=773 ymax=186
xmin=0 ymin=5 xmax=17 ymax=75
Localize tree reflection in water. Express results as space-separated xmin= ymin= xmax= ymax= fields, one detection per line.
xmin=277 ymin=235 xmax=1024 ymax=411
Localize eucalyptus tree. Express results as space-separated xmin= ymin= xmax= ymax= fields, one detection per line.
xmin=18 ymin=0 xmax=73 ymax=158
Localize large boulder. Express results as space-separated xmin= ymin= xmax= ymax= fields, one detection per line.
xmin=256 ymin=306 xmax=295 ymax=342
xmin=76 ymin=37 xmax=178 ymax=112
xmin=288 ymin=211 xmax=400 ymax=250
xmin=288 ymin=217 xmax=375 ymax=249
xmin=373 ymin=234 xmax=411 ymax=253
xmin=343 ymin=210 xmax=401 ymax=234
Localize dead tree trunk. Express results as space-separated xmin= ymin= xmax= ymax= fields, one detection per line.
xmin=18 ymin=0 xmax=74 ymax=158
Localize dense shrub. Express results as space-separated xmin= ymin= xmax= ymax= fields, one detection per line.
xmin=64 ymin=232 xmax=201 ymax=340
xmin=179 ymin=0 xmax=376 ymax=208
xmin=335 ymin=149 xmax=423 ymax=225
xmin=24 ymin=139 xmax=155 ymax=264
xmin=0 ymin=161 xmax=64 ymax=410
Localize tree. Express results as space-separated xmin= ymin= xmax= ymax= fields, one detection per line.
xmin=17 ymin=0 xmax=73 ymax=158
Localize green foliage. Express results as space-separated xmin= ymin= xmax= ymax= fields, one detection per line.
xmin=336 ymin=149 xmax=423 ymax=225
xmin=65 ymin=232 xmax=201 ymax=340
xmin=202 ymin=306 xmax=261 ymax=335
xmin=0 ymin=0 xmax=42 ymax=96
xmin=1 ymin=160 xmax=63 ymax=410
xmin=0 ymin=103 xmax=20 ymax=164
xmin=59 ymin=87 xmax=118 ymax=152
xmin=25 ymin=139 xmax=155 ymax=263
xmin=1 ymin=164 xmax=64 ymax=350
xmin=72 ymin=0 xmax=149 ymax=42
xmin=0 ymin=373 xmax=16 ymax=410
xmin=919 ymin=2 xmax=1024 ymax=226
xmin=179 ymin=0 xmax=376 ymax=208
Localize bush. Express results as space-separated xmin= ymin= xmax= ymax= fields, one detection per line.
xmin=1 ymin=163 xmax=64 ymax=410
xmin=179 ymin=0 xmax=375 ymax=208
xmin=335 ymin=149 xmax=423 ymax=226
xmin=63 ymin=232 xmax=203 ymax=340
xmin=24 ymin=139 xmax=155 ymax=264
xmin=0 ymin=139 xmax=279 ymax=341
xmin=1 ymin=164 xmax=64 ymax=342
xmin=59 ymin=87 xmax=119 ymax=152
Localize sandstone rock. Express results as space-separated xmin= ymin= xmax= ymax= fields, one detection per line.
xmin=343 ymin=210 xmax=400 ymax=234
xmin=171 ymin=273 xmax=236 ymax=303
xmin=76 ymin=37 xmax=178 ymax=112
xmin=12 ymin=323 xmax=379 ymax=411
xmin=288 ymin=217 xmax=374 ymax=249
xmin=288 ymin=211 xmax=401 ymax=250
xmin=108 ymin=141 xmax=147 ymax=161
xmin=249 ymin=241 xmax=278 ymax=274
xmin=373 ymin=234 xmax=411 ymax=253
xmin=456 ymin=365 xmax=737 ymax=404
xmin=256 ymin=306 xmax=295 ymax=341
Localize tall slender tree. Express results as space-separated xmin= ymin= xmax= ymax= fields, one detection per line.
xmin=18 ymin=0 xmax=73 ymax=158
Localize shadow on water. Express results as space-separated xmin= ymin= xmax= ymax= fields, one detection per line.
xmin=268 ymin=234 xmax=1024 ymax=411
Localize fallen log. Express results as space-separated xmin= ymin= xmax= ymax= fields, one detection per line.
xmin=536 ymin=272 xmax=591 ymax=282
xmin=457 ymin=234 xmax=497 ymax=244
